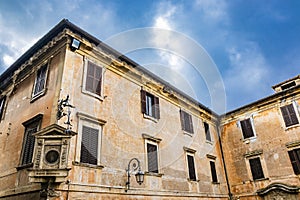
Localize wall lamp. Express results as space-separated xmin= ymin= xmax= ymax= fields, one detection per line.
xmin=125 ymin=158 xmax=144 ymax=192
xmin=70 ymin=38 xmax=80 ymax=51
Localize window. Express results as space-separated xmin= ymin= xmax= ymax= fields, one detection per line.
xmin=249 ymin=157 xmax=265 ymax=180
xmin=32 ymin=63 xmax=48 ymax=98
xmin=141 ymin=90 xmax=160 ymax=119
xmin=240 ymin=118 xmax=255 ymax=139
xmin=85 ymin=61 xmax=103 ymax=96
xmin=76 ymin=115 xmax=104 ymax=166
xmin=0 ymin=96 xmax=6 ymax=120
xmin=210 ymin=161 xmax=218 ymax=183
xmin=288 ymin=148 xmax=300 ymax=175
xmin=204 ymin=122 xmax=211 ymax=141
xmin=147 ymin=142 xmax=159 ymax=173
xmin=21 ymin=115 xmax=42 ymax=165
xmin=281 ymin=104 xmax=299 ymax=127
xmin=187 ymin=154 xmax=197 ymax=181
xmin=180 ymin=110 xmax=193 ymax=133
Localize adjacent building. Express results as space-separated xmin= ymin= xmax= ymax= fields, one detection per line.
xmin=0 ymin=19 xmax=299 ymax=200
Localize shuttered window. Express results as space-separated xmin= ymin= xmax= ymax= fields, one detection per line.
xmin=249 ymin=157 xmax=264 ymax=180
xmin=180 ymin=110 xmax=194 ymax=133
xmin=80 ymin=126 xmax=99 ymax=165
xmin=204 ymin=122 xmax=211 ymax=141
xmin=21 ymin=116 xmax=42 ymax=165
xmin=141 ymin=90 xmax=160 ymax=119
xmin=85 ymin=61 xmax=102 ymax=96
xmin=210 ymin=161 xmax=218 ymax=183
xmin=288 ymin=148 xmax=300 ymax=175
xmin=33 ymin=64 xmax=48 ymax=97
xmin=0 ymin=96 xmax=6 ymax=120
xmin=187 ymin=154 xmax=196 ymax=181
xmin=147 ymin=143 xmax=158 ymax=173
xmin=281 ymin=104 xmax=299 ymax=127
xmin=240 ymin=118 xmax=255 ymax=139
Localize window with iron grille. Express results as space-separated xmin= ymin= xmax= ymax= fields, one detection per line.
xmin=21 ymin=115 xmax=42 ymax=165
xmin=187 ymin=154 xmax=196 ymax=181
xmin=180 ymin=110 xmax=193 ymax=133
xmin=85 ymin=61 xmax=102 ymax=96
xmin=288 ymin=148 xmax=300 ymax=175
xmin=240 ymin=118 xmax=255 ymax=139
xmin=249 ymin=157 xmax=265 ymax=180
xmin=204 ymin=122 xmax=211 ymax=141
xmin=210 ymin=161 xmax=218 ymax=183
xmin=281 ymin=104 xmax=299 ymax=127
xmin=80 ymin=125 xmax=99 ymax=165
xmin=0 ymin=96 xmax=6 ymax=120
xmin=32 ymin=63 xmax=48 ymax=98
xmin=147 ymin=143 xmax=159 ymax=173
xmin=141 ymin=90 xmax=160 ymax=119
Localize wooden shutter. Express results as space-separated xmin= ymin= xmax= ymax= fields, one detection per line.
xmin=180 ymin=110 xmax=185 ymax=130
xmin=0 ymin=96 xmax=6 ymax=119
xmin=187 ymin=155 xmax=196 ymax=181
xmin=22 ymin=127 xmax=38 ymax=164
xmin=281 ymin=104 xmax=299 ymax=127
xmin=154 ymin=96 xmax=160 ymax=119
xmin=86 ymin=62 xmax=102 ymax=96
xmin=34 ymin=64 xmax=47 ymax=95
xmin=141 ymin=90 xmax=146 ymax=114
xmin=288 ymin=150 xmax=300 ymax=175
xmin=147 ymin=143 xmax=158 ymax=173
xmin=204 ymin=122 xmax=211 ymax=141
xmin=188 ymin=114 xmax=194 ymax=133
xmin=210 ymin=161 xmax=218 ymax=183
xmin=249 ymin=157 xmax=264 ymax=180
xmin=80 ymin=126 xmax=99 ymax=165
xmin=240 ymin=119 xmax=254 ymax=139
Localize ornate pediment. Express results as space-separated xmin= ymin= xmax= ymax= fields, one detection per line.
xmin=33 ymin=124 xmax=76 ymax=138
xmin=257 ymin=183 xmax=300 ymax=196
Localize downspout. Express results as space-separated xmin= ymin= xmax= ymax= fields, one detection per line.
xmin=217 ymin=117 xmax=233 ymax=200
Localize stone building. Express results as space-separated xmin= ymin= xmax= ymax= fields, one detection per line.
xmin=0 ymin=19 xmax=229 ymax=199
xmin=0 ymin=19 xmax=299 ymax=200
xmin=221 ymin=75 xmax=300 ymax=200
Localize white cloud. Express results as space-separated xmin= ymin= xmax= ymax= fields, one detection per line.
xmin=194 ymin=0 xmax=229 ymax=23
xmin=3 ymin=54 xmax=15 ymax=67
xmin=224 ymin=42 xmax=271 ymax=107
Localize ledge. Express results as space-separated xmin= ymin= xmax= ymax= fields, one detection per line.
xmin=72 ymin=161 xmax=104 ymax=169
xmin=145 ymin=172 xmax=164 ymax=177
xmin=142 ymin=133 xmax=162 ymax=143
xmin=286 ymin=140 xmax=300 ymax=148
xmin=16 ymin=163 xmax=33 ymax=170
xmin=244 ymin=149 xmax=263 ymax=158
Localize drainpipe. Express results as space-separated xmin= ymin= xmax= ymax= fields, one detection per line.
xmin=217 ymin=118 xmax=233 ymax=200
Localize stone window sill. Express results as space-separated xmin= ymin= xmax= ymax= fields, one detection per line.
xmin=72 ymin=161 xmax=104 ymax=169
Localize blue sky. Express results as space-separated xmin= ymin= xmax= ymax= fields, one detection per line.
xmin=0 ymin=0 xmax=299 ymax=113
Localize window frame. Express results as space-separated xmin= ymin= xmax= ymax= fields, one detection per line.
xmin=239 ymin=117 xmax=256 ymax=140
xmin=180 ymin=110 xmax=194 ymax=134
xmin=145 ymin=139 xmax=159 ymax=174
xmin=141 ymin=90 xmax=160 ymax=120
xmin=76 ymin=114 xmax=104 ymax=166
xmin=209 ymin=160 xmax=218 ymax=183
xmin=184 ymin=149 xmax=197 ymax=181
xmin=31 ymin=62 xmax=49 ymax=101
xmin=280 ymin=103 xmax=300 ymax=128
xmin=82 ymin=58 xmax=104 ymax=100
xmin=204 ymin=121 xmax=212 ymax=142
xmin=0 ymin=96 xmax=6 ymax=121
xmin=19 ymin=114 xmax=43 ymax=167
xmin=246 ymin=156 xmax=266 ymax=181
xmin=288 ymin=148 xmax=300 ymax=175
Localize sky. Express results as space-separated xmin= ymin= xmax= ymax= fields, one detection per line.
xmin=0 ymin=0 xmax=299 ymax=113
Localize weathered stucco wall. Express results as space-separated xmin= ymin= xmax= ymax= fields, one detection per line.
xmin=221 ymin=94 xmax=300 ymax=199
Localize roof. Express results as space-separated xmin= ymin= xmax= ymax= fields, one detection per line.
xmin=0 ymin=19 xmax=217 ymax=117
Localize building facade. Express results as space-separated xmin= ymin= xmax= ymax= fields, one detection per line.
xmin=221 ymin=76 xmax=300 ymax=200
xmin=0 ymin=20 xmax=229 ymax=200
xmin=0 ymin=19 xmax=299 ymax=200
